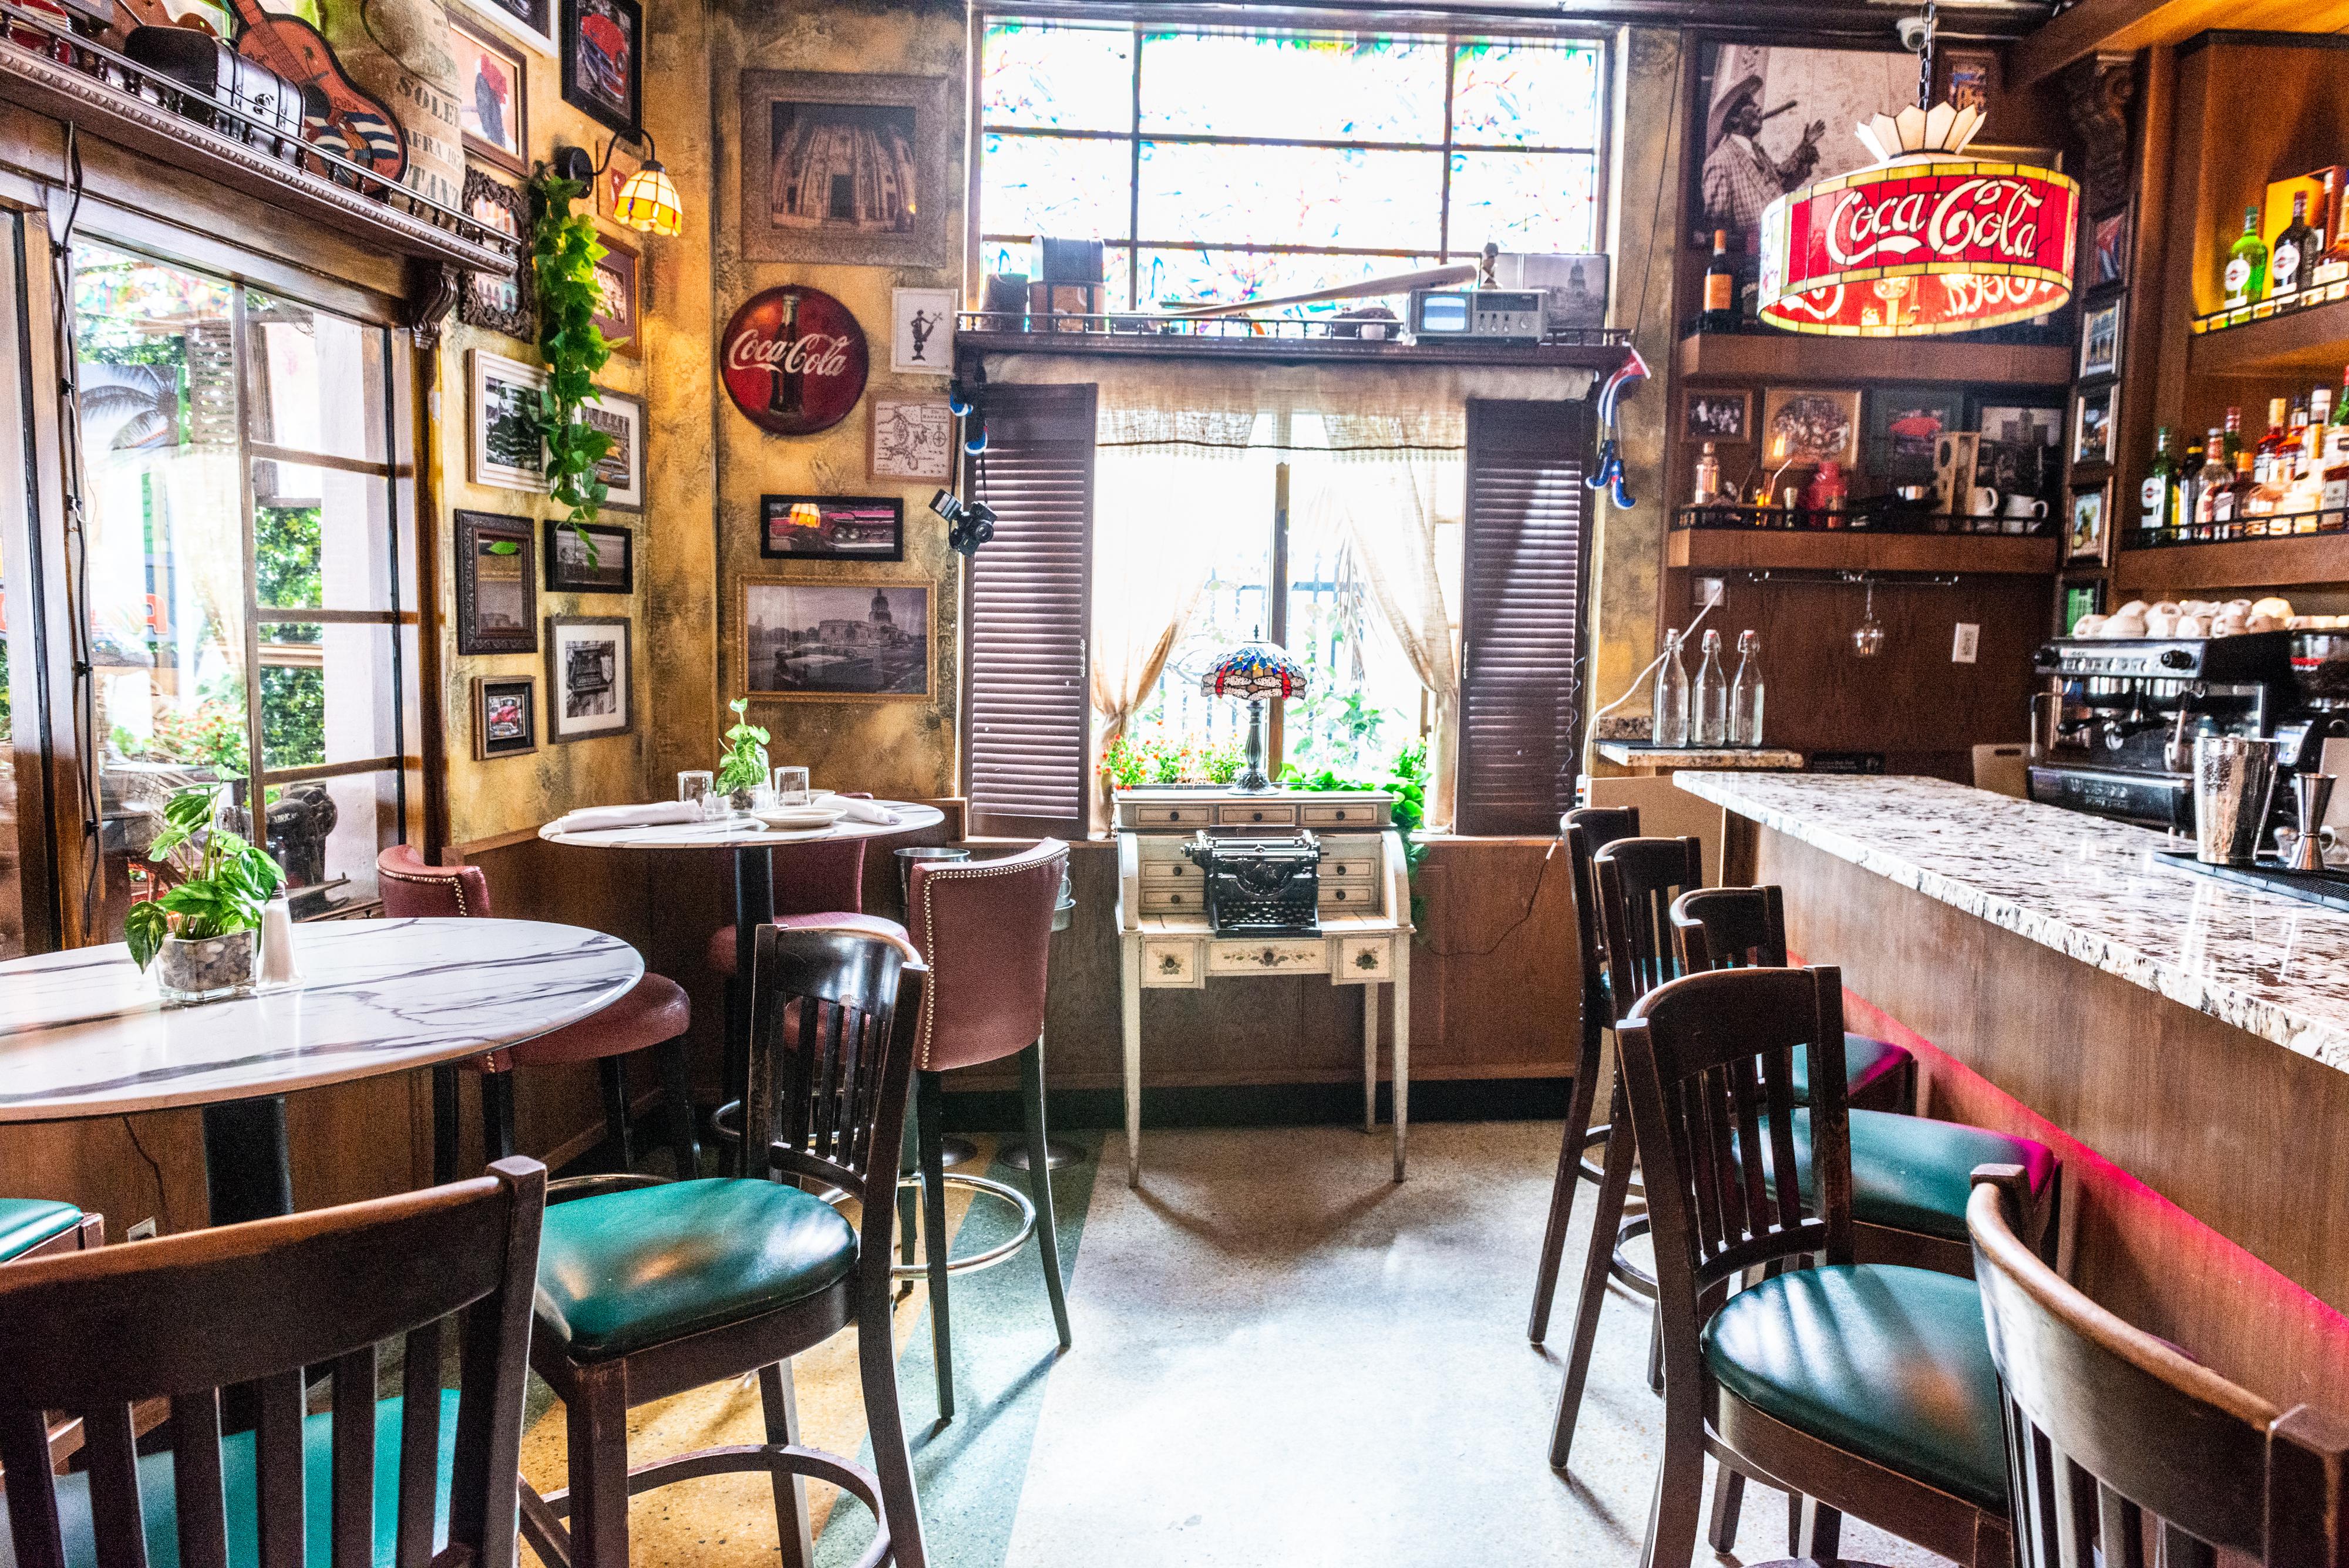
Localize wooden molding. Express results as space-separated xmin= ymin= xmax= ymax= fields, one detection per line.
xmin=2062 ymin=52 xmax=2139 ymax=207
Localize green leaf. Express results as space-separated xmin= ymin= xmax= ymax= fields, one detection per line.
xmin=124 ymin=902 xmax=168 ymax=968
xmin=486 ymin=540 xmax=519 ymax=556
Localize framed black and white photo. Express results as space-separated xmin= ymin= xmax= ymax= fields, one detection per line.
xmin=583 ymin=388 xmax=644 ymax=511
xmin=469 ymin=349 xmax=545 ymax=490
xmin=562 ymin=0 xmax=640 ymax=137
xmin=742 ymin=578 xmax=932 ymax=700
xmin=869 ymin=396 xmax=954 ymax=482
xmin=890 ymin=287 xmax=954 ymax=375
xmin=739 ymin=69 xmax=951 ymax=266
xmin=1974 ymin=402 xmax=2065 ymax=449
xmin=760 ymin=495 xmax=906 ymax=561
xmin=2079 ymin=297 xmax=2123 ymax=380
xmin=1864 ymin=386 xmax=1963 ymax=481
xmin=544 ymin=520 xmax=634 ymax=593
xmin=455 ymin=510 xmax=537 ymax=655
xmin=472 ymin=676 xmax=537 ymax=760
xmin=2073 ymin=383 xmax=2117 ymax=469
xmin=459 ymin=171 xmax=533 ymax=339
xmin=1691 ymin=42 xmax=1913 ymax=252
xmin=456 ymin=0 xmax=552 ymax=56
xmin=546 ymin=615 xmax=632 ymax=741
xmin=1681 ymin=389 xmax=1751 ymax=443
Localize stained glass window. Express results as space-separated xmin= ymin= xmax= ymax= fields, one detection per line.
xmin=978 ymin=19 xmax=1604 ymax=314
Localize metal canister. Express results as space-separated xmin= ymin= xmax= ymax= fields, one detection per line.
xmin=2193 ymin=735 xmax=2281 ymax=865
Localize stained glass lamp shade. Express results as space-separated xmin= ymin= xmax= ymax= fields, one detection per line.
xmin=1202 ymin=639 xmax=1310 ymax=791
xmin=615 ymin=161 xmax=684 ymax=238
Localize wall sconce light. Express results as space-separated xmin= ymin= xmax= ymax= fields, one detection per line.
xmin=551 ymin=132 xmax=683 ymax=238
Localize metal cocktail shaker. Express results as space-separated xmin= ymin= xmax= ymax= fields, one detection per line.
xmin=2193 ymin=735 xmax=2281 ymax=865
xmin=2280 ymin=773 xmax=2340 ymax=872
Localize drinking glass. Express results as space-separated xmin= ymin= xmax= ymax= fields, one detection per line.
xmin=677 ymin=770 xmax=717 ymax=819
xmin=773 ymin=766 xmax=811 ymax=806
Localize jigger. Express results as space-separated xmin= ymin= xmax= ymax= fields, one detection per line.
xmin=2283 ymin=772 xmax=2340 ymax=873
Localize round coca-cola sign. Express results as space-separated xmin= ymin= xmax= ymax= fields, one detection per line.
xmin=721 ymin=286 xmax=869 ymax=437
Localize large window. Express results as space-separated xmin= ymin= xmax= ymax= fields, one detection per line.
xmin=978 ymin=21 xmax=1604 ymax=309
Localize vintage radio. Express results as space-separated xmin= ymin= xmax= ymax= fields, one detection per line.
xmin=1182 ymin=830 xmax=1322 ymax=936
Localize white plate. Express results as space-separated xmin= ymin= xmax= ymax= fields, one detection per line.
xmin=754 ymin=806 xmax=845 ymax=830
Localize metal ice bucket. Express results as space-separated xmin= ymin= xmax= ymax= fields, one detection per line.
xmin=2193 ymin=735 xmax=2281 ymax=866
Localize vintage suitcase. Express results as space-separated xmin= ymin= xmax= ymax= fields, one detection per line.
xmin=1183 ymin=830 xmax=1323 ymax=937
xmin=124 ymin=26 xmax=308 ymax=164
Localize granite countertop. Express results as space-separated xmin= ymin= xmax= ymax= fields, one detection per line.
xmin=1598 ymin=743 xmax=1806 ymax=770
xmin=1674 ymin=771 xmax=2349 ymax=1072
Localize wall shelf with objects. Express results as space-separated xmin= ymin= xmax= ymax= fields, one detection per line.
xmin=1668 ymin=524 xmax=2059 ymax=576
xmin=2115 ymin=533 xmax=2349 ymax=594
xmin=2186 ymin=295 xmax=2349 ymax=378
xmin=1673 ymin=331 xmax=2074 ymax=388
xmin=953 ymin=322 xmax=1635 ymax=373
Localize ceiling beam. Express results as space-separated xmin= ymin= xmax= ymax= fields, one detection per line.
xmin=2012 ymin=0 xmax=2349 ymax=86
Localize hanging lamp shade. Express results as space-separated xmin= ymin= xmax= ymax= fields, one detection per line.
xmin=1201 ymin=640 xmax=1310 ymax=702
xmin=1755 ymin=101 xmax=2077 ymax=337
xmin=614 ymin=160 xmax=684 ymax=238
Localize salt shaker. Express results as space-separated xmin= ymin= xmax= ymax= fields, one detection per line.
xmin=257 ymin=892 xmax=301 ymax=988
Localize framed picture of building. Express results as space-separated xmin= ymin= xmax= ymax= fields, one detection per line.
xmin=580 ymin=388 xmax=643 ymax=511
xmin=2079 ymin=297 xmax=2123 ymax=380
xmin=469 ymin=349 xmax=546 ymax=489
xmin=455 ymin=510 xmax=536 ymax=655
xmin=2073 ymin=382 xmax=2117 ymax=469
xmin=472 ymin=676 xmax=537 ymax=760
xmin=738 ymin=69 xmax=951 ymax=266
xmin=741 ymin=578 xmax=933 ymax=701
xmin=546 ymin=615 xmax=632 ymax=741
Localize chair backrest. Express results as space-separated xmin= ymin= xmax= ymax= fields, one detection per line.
xmin=376 ymin=844 xmax=493 ymax=920
xmin=1968 ymin=1176 xmax=2349 ymax=1568
xmin=0 ymin=1158 xmax=546 ymax=1568
xmin=1671 ymin=884 xmax=1789 ymax=971
xmin=1563 ymin=806 xmax=1640 ymax=1019
xmin=1592 ymin=835 xmax=1705 ymax=1020
xmin=1617 ymin=966 xmax=1853 ymax=1342
xmin=906 ymin=839 xmax=1068 ymax=1073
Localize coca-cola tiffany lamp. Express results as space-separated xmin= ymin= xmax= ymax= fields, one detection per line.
xmin=1201 ymin=636 xmax=1310 ymax=793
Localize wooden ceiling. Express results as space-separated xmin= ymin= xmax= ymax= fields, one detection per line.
xmin=2014 ymin=0 xmax=2349 ymax=85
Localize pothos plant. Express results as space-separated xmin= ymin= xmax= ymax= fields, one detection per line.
xmin=718 ymin=698 xmax=771 ymax=803
xmin=123 ymin=785 xmax=286 ymax=970
xmin=529 ymin=167 xmax=614 ymax=561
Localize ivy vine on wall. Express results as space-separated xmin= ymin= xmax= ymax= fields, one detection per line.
xmin=529 ymin=167 xmax=614 ymax=556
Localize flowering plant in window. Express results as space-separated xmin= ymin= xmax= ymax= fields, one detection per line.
xmin=1098 ymin=733 xmax=1245 ymax=790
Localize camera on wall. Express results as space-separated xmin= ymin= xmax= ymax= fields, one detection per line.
xmin=931 ymin=489 xmax=997 ymax=557
xmin=1895 ymin=14 xmax=1931 ymax=52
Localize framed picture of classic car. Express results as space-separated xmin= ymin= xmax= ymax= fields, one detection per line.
xmin=758 ymin=494 xmax=906 ymax=561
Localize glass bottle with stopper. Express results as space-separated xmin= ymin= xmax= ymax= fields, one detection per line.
xmin=1730 ymin=631 xmax=1765 ymax=749
xmin=1692 ymin=630 xmax=1729 ymax=748
xmin=1653 ymin=629 xmax=1690 ymax=748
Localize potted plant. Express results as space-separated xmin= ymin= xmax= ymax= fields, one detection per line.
xmin=717 ymin=697 xmax=770 ymax=812
xmin=123 ymin=784 xmax=287 ymax=1002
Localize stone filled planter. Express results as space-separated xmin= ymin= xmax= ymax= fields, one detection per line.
xmin=155 ymin=929 xmax=256 ymax=1004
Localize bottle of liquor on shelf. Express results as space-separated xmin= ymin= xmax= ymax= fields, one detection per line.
xmin=2226 ymin=204 xmax=2270 ymax=307
xmin=2308 ymin=385 xmax=2333 ymax=470
xmin=2142 ymin=426 xmax=2179 ymax=536
xmin=2223 ymin=405 xmax=2244 ymax=465
xmin=2193 ymin=428 xmax=2234 ymax=535
xmin=2259 ymin=396 xmax=2292 ymax=469
xmin=2319 ymin=197 xmax=2349 ymax=288
xmin=1701 ymin=230 xmax=1738 ymax=333
xmin=1654 ymin=630 xmax=1690 ymax=749
xmin=2326 ymin=366 xmax=2349 ymax=462
xmin=1729 ymin=631 xmax=1765 ymax=749
xmin=2182 ymin=435 xmax=2209 ymax=539
xmin=1692 ymin=629 xmax=1729 ymax=748
xmin=2227 ymin=449 xmax=2256 ymax=534
xmin=2274 ymin=193 xmax=2321 ymax=298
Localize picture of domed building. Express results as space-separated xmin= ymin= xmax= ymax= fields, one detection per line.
xmin=769 ymin=102 xmax=918 ymax=235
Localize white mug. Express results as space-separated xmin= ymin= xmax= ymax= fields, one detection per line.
xmin=2004 ymin=493 xmax=2050 ymax=520
xmin=1967 ymin=485 xmax=2000 ymax=517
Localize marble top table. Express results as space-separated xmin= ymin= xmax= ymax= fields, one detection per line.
xmin=1597 ymin=743 xmax=1806 ymax=773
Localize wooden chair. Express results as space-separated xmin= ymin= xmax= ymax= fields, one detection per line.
xmin=1969 ymin=1169 xmax=2349 ymax=1568
xmin=522 ymin=927 xmax=928 ymax=1568
xmin=1621 ymin=964 xmax=2014 ymax=1568
xmin=0 ymin=1158 xmax=546 ymax=1568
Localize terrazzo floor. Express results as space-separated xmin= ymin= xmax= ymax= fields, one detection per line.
xmin=516 ymin=1121 xmax=1955 ymax=1568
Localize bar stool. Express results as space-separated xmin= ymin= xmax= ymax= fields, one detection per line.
xmin=903 ymin=838 xmax=1072 ymax=1424
xmin=377 ymin=846 xmax=699 ymax=1183
xmin=0 ymin=1202 xmax=97 ymax=1264
xmin=1968 ymin=1169 xmax=2349 ymax=1568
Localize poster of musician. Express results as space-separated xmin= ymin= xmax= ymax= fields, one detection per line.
xmin=1691 ymin=43 xmax=1913 ymax=253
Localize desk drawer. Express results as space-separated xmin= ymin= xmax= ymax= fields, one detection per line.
xmin=1215 ymin=803 xmax=1297 ymax=827
xmin=1301 ymin=803 xmax=1381 ymax=827
xmin=1128 ymin=804 xmax=1210 ymax=829
xmin=1207 ymin=939 xmax=1330 ymax=975
xmin=1140 ymin=887 xmax=1204 ymax=914
xmin=1334 ymin=936 xmax=1394 ymax=982
xmin=1321 ymin=856 xmax=1379 ymax=881
xmin=1140 ymin=937 xmax=1202 ymax=988
xmin=1140 ymin=860 xmax=1198 ymax=884
xmin=1317 ymin=883 xmax=1379 ymax=911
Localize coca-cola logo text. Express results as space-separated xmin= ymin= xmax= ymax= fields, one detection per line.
xmin=1822 ymin=177 xmax=2048 ymax=270
xmin=719 ymin=285 xmax=870 ymax=438
xmin=725 ymin=331 xmax=855 ymax=378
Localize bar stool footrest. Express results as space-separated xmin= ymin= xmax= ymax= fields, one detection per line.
xmin=1611 ymin=1213 xmax=1658 ymax=1298
xmin=890 ymin=1172 xmax=1036 ymax=1279
xmin=522 ymin=1441 xmax=894 ymax=1568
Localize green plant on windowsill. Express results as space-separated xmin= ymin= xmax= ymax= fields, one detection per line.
xmin=123 ymin=784 xmax=285 ymax=984
xmin=1283 ymin=741 xmax=1431 ymax=930
xmin=718 ymin=698 xmax=770 ymax=809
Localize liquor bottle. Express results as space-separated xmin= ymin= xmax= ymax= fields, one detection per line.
xmin=2182 ymin=436 xmax=2208 ymax=539
xmin=2193 ymin=429 xmax=2232 ymax=533
xmin=1701 ymin=230 xmax=1738 ymax=333
xmin=2259 ymin=396 xmax=2292 ymax=466
xmin=2223 ymin=450 xmax=2254 ymax=535
xmin=1692 ymin=630 xmax=1729 ymax=748
xmin=2142 ymin=426 xmax=2178 ymax=537
xmin=2274 ymin=193 xmax=2320 ymax=298
xmin=2225 ymin=204 xmax=2269 ymax=307
xmin=1729 ymin=631 xmax=1765 ymax=749
xmin=2326 ymin=365 xmax=2349 ymax=462
xmin=2223 ymin=405 xmax=2243 ymax=465
xmin=2308 ymin=386 xmax=2333 ymax=469
xmin=1653 ymin=630 xmax=1691 ymax=749
xmin=2319 ymin=195 xmax=2349 ymax=287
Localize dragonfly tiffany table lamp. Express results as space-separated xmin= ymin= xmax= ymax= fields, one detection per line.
xmin=1201 ymin=635 xmax=1311 ymax=792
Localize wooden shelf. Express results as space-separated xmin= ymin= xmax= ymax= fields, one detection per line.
xmin=954 ymin=328 xmax=1632 ymax=373
xmin=2114 ymin=533 xmax=2349 ymax=593
xmin=1668 ymin=529 xmax=2059 ymax=575
xmin=2187 ymin=296 xmax=2349 ymax=378
xmin=1674 ymin=332 xmax=2073 ymax=386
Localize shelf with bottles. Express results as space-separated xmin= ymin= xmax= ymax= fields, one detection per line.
xmin=2187 ymin=295 xmax=2349 ymax=378
xmin=1672 ymin=504 xmax=2055 ymax=539
xmin=1674 ymin=330 xmax=2072 ymax=386
xmin=2129 ymin=507 xmax=2349 ymax=551
xmin=1669 ymin=523 xmax=2058 ymax=576
xmin=2189 ymin=179 xmax=2349 ymax=374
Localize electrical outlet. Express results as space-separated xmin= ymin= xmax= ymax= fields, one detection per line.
xmin=126 ymin=1217 xmax=157 ymax=1241
xmin=1694 ymin=576 xmax=1725 ymax=608
xmin=1952 ymin=623 xmax=1980 ymax=664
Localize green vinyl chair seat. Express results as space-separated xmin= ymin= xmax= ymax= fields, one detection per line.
xmin=0 ymin=1199 xmax=81 ymax=1261
xmin=0 ymin=1390 xmax=459 ymax=1568
xmin=535 ymin=1177 xmax=859 ymax=1362
xmin=1736 ymin=1108 xmax=2055 ymax=1242
xmin=1788 ymin=1034 xmax=1910 ymax=1105
xmin=1702 ymin=1263 xmax=2007 ymax=1512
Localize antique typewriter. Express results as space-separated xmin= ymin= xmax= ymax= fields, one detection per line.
xmin=1182 ymin=830 xmax=1323 ymax=936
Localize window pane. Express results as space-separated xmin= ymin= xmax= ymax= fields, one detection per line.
xmin=980 ymin=132 xmax=1132 ymax=244
xmin=983 ymin=21 xmax=1132 ymax=132
xmin=1448 ymin=152 xmax=1598 ymax=254
xmin=1136 ymin=247 xmax=1438 ymax=311
xmin=1451 ymin=42 xmax=1601 ymax=148
xmin=245 ymin=293 xmax=387 ymax=463
xmin=261 ymin=621 xmax=398 ymax=772
xmin=254 ymin=462 xmax=406 ymax=611
xmin=1139 ymin=32 xmax=1445 ymax=143
xmin=275 ymin=770 xmax=399 ymax=917
xmin=1139 ymin=142 xmax=1442 ymax=252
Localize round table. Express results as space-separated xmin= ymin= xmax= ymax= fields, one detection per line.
xmin=0 ymin=918 xmax=642 ymax=1224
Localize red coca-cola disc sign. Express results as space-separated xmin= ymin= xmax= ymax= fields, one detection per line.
xmin=721 ymin=286 xmax=869 ymax=436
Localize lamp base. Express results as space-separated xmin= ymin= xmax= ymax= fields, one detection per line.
xmin=1232 ymin=698 xmax=1276 ymax=792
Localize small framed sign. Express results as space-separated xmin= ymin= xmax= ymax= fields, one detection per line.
xmin=869 ymin=396 xmax=954 ymax=482
xmin=455 ymin=510 xmax=537 ymax=655
xmin=2068 ymin=481 xmax=2113 ymax=566
xmin=759 ymin=494 xmax=906 ymax=561
xmin=890 ymin=287 xmax=955 ymax=375
xmin=473 ymin=675 xmax=537 ymax=760
xmin=544 ymin=520 xmax=634 ymax=593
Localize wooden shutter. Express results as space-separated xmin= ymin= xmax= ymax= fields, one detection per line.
xmin=961 ymin=382 xmax=1096 ymax=840
xmin=1455 ymin=398 xmax=1593 ymax=837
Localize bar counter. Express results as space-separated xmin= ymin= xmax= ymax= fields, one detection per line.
xmin=1677 ymin=770 xmax=2349 ymax=1414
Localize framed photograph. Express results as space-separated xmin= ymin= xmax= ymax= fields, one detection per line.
xmin=455 ymin=510 xmax=537 ymax=655
xmin=583 ymin=388 xmax=644 ymax=512
xmin=2061 ymin=576 xmax=2108 ymax=634
xmin=472 ymin=676 xmax=537 ymax=761
xmin=2079 ymin=297 xmax=2123 ymax=380
xmin=890 ymin=287 xmax=955 ymax=375
xmin=2092 ymin=204 xmax=2132 ymax=288
xmin=2068 ymin=482 xmax=2112 ymax=567
xmin=1681 ymin=388 xmax=1751 ymax=443
xmin=591 ymin=230 xmax=638 ymax=355
xmin=1761 ymin=386 xmax=1860 ymax=467
xmin=546 ymin=615 xmax=632 ymax=741
xmin=544 ymin=520 xmax=634 ymax=593
xmin=1975 ymin=402 xmax=2065 ymax=449
xmin=2072 ymin=383 xmax=2116 ymax=468
xmin=455 ymin=0 xmax=552 ymax=56
xmin=561 ymin=0 xmax=640 ymax=137
xmin=1691 ymin=42 xmax=1914 ymax=251
xmin=453 ymin=15 xmax=527 ymax=174
xmin=1864 ymin=386 xmax=1963 ymax=480
xmin=469 ymin=349 xmax=546 ymax=490
xmin=868 ymin=396 xmax=954 ymax=482
xmin=1941 ymin=48 xmax=1997 ymax=113
xmin=740 ymin=69 xmax=952 ymax=266
xmin=593 ymin=136 xmax=642 ymax=223
xmin=458 ymin=170 xmax=533 ymax=339
xmin=742 ymin=577 xmax=933 ymax=700
xmin=759 ymin=495 xmax=906 ymax=562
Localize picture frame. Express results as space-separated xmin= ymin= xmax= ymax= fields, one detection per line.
xmin=453 ymin=14 xmax=528 ymax=175
xmin=593 ymin=137 xmax=642 ymax=224
xmin=544 ymin=520 xmax=634 ymax=594
xmin=742 ymin=577 xmax=933 ymax=700
xmin=454 ymin=0 xmax=552 ymax=58
xmin=472 ymin=675 xmax=538 ymax=761
xmin=469 ymin=349 xmax=546 ymax=489
xmin=2061 ymin=576 xmax=2108 ymax=634
xmin=458 ymin=170 xmax=534 ymax=339
xmin=583 ymin=388 xmax=644 ymax=512
xmin=546 ymin=614 xmax=633 ymax=742
xmin=1864 ymin=386 xmax=1963 ymax=481
xmin=1940 ymin=47 xmax=1997 ymax=114
xmin=1680 ymin=388 xmax=1751 ymax=443
xmin=2079 ymin=297 xmax=2123 ymax=380
xmin=1689 ymin=42 xmax=1916 ymax=252
xmin=590 ymin=230 xmax=638 ymax=356
xmin=759 ymin=495 xmax=907 ymax=562
xmin=868 ymin=396 xmax=954 ymax=482
xmin=890 ymin=287 xmax=955 ymax=375
xmin=1760 ymin=386 xmax=1860 ymax=467
xmin=1973 ymin=401 xmax=2065 ymax=449
xmin=2068 ymin=482 xmax=2113 ymax=567
xmin=561 ymin=0 xmax=640 ymax=137
xmin=2072 ymin=383 xmax=2117 ymax=469
xmin=739 ymin=69 xmax=952 ymax=267
xmin=2092 ymin=203 xmax=2132 ymax=288
xmin=454 ymin=510 xmax=537 ymax=655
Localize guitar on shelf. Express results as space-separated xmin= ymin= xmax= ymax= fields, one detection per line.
xmin=223 ymin=0 xmax=404 ymax=185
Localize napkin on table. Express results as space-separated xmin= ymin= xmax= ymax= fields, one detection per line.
xmin=553 ymin=801 xmax=708 ymax=833
xmin=813 ymin=794 xmax=900 ymax=826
